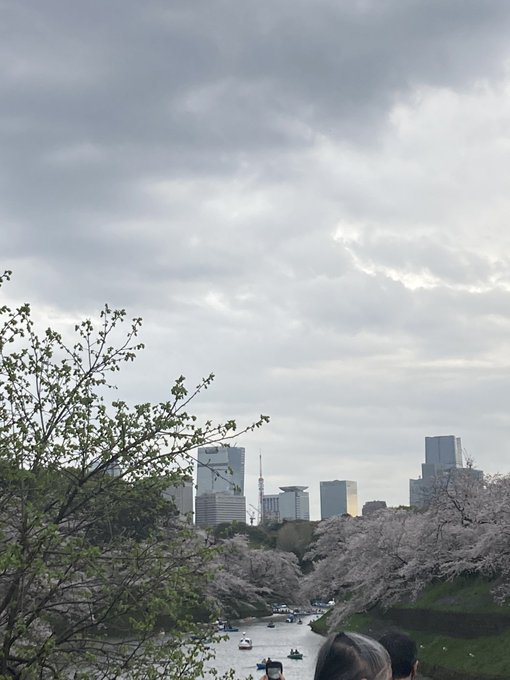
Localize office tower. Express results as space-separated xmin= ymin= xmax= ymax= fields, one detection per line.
xmin=195 ymin=446 xmax=246 ymax=526
xmin=410 ymin=435 xmax=482 ymax=508
xmin=196 ymin=446 xmax=245 ymax=496
xmin=320 ymin=480 xmax=358 ymax=519
xmin=410 ymin=435 xmax=462 ymax=508
xmin=424 ymin=435 xmax=463 ymax=472
xmin=163 ymin=478 xmax=193 ymax=520
xmin=362 ymin=500 xmax=387 ymax=517
xmin=409 ymin=477 xmax=425 ymax=508
xmin=262 ymin=494 xmax=280 ymax=522
xmin=195 ymin=493 xmax=246 ymax=528
xmin=279 ymin=486 xmax=310 ymax=521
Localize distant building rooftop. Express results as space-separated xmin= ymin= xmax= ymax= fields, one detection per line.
xmin=279 ymin=486 xmax=308 ymax=492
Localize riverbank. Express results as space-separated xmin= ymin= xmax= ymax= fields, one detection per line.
xmin=310 ymin=577 xmax=510 ymax=680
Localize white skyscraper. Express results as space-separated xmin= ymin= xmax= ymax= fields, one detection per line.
xmin=262 ymin=494 xmax=280 ymax=522
xmin=196 ymin=446 xmax=245 ymax=496
xmin=278 ymin=486 xmax=309 ymax=521
xmin=320 ymin=480 xmax=358 ymax=519
xmin=195 ymin=493 xmax=246 ymax=528
xmin=195 ymin=446 xmax=246 ymax=526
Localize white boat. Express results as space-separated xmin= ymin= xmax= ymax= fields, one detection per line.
xmin=238 ymin=632 xmax=253 ymax=650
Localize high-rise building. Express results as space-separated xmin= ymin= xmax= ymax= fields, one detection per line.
xmin=163 ymin=478 xmax=193 ymax=520
xmin=424 ymin=435 xmax=463 ymax=472
xmin=196 ymin=446 xmax=245 ymax=496
xmin=195 ymin=446 xmax=246 ymax=526
xmin=410 ymin=435 xmax=482 ymax=508
xmin=279 ymin=486 xmax=309 ymax=521
xmin=320 ymin=480 xmax=358 ymax=519
xmin=262 ymin=494 xmax=280 ymax=522
xmin=195 ymin=493 xmax=246 ymax=527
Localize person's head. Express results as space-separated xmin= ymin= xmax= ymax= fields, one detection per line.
xmin=314 ymin=631 xmax=392 ymax=680
xmin=378 ymin=632 xmax=418 ymax=680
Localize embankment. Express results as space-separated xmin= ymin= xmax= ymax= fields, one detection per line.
xmin=310 ymin=577 xmax=510 ymax=680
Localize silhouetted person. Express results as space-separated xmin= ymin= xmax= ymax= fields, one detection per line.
xmin=379 ymin=632 xmax=418 ymax=680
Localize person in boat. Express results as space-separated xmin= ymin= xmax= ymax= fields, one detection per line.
xmin=314 ymin=631 xmax=391 ymax=680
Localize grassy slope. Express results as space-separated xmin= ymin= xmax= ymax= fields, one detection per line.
xmin=311 ymin=578 xmax=510 ymax=680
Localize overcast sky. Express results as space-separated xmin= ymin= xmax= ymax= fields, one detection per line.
xmin=2 ymin=0 xmax=510 ymax=518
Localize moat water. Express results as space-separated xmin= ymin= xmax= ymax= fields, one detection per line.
xmin=206 ymin=616 xmax=323 ymax=679
xmin=206 ymin=616 xmax=432 ymax=680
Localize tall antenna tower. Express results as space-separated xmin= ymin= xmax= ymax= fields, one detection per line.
xmin=258 ymin=452 xmax=264 ymax=525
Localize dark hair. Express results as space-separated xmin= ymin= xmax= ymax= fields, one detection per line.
xmin=378 ymin=632 xmax=417 ymax=679
xmin=314 ymin=632 xmax=392 ymax=680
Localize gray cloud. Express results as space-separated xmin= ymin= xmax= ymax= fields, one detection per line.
xmin=2 ymin=0 xmax=510 ymax=516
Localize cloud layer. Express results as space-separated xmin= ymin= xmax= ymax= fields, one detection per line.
xmin=2 ymin=0 xmax=510 ymax=516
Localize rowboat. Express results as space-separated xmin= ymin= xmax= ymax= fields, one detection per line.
xmin=238 ymin=633 xmax=253 ymax=650
xmin=287 ymin=650 xmax=303 ymax=660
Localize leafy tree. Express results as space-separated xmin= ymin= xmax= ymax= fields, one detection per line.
xmin=275 ymin=520 xmax=317 ymax=566
xmin=0 ymin=271 xmax=268 ymax=679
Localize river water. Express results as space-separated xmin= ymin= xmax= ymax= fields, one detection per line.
xmin=206 ymin=615 xmax=323 ymax=679
xmin=205 ymin=616 xmax=432 ymax=680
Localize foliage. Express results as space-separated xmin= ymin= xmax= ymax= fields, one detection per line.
xmin=0 ymin=271 xmax=268 ymax=679
xmin=212 ymin=522 xmax=277 ymax=549
xmin=275 ymin=520 xmax=317 ymax=565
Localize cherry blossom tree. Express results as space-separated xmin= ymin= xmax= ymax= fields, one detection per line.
xmin=305 ymin=471 xmax=510 ymax=628
xmin=207 ymin=534 xmax=304 ymax=616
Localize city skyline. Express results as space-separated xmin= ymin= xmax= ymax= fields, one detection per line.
xmin=252 ymin=435 xmax=471 ymax=520
xmin=196 ymin=434 xmax=491 ymax=522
